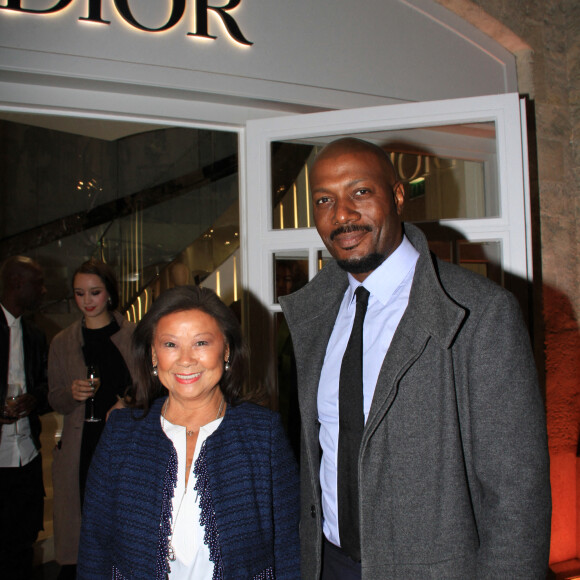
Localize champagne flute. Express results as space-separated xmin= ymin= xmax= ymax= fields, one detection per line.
xmin=85 ymin=364 xmax=102 ymax=423
xmin=5 ymin=383 xmax=23 ymax=433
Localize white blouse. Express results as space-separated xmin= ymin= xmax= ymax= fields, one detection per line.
xmin=161 ymin=413 xmax=224 ymax=580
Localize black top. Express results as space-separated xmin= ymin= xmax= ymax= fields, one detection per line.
xmin=81 ymin=318 xmax=131 ymax=419
xmin=79 ymin=317 xmax=132 ymax=501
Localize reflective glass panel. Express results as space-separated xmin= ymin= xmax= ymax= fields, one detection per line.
xmin=273 ymin=251 xmax=309 ymax=302
xmin=421 ymin=224 xmax=502 ymax=285
xmin=457 ymin=240 xmax=502 ymax=285
xmin=271 ymin=122 xmax=498 ymax=229
xmin=0 ymin=117 xmax=239 ymax=325
xmin=317 ymin=249 xmax=332 ymax=272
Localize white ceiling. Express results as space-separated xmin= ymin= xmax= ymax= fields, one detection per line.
xmin=0 ymin=111 xmax=168 ymax=141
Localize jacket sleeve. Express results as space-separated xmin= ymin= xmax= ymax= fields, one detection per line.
xmin=461 ymin=290 xmax=551 ymax=579
xmin=26 ymin=323 xmax=50 ymax=415
xmin=269 ymin=412 xmax=301 ymax=579
xmin=77 ymin=412 xmax=119 ymax=578
xmin=48 ymin=334 xmax=82 ymax=415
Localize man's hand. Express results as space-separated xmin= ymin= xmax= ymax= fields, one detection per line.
xmin=9 ymin=393 xmax=36 ymax=418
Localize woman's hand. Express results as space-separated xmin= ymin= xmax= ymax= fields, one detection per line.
xmin=71 ymin=379 xmax=95 ymax=402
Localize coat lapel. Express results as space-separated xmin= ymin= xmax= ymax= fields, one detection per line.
xmin=280 ymin=262 xmax=348 ymax=463
xmin=364 ymin=224 xmax=466 ymax=439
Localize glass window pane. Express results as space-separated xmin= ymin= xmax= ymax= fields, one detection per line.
xmin=273 ymin=251 xmax=308 ymax=302
xmin=270 ymin=121 xmax=498 ymax=229
xmin=271 ymin=142 xmax=318 ymax=230
xmin=0 ymin=119 xmax=239 ymax=324
xmin=316 ymin=249 xmax=332 ymax=272
xmin=457 ymin=240 xmax=502 ymax=285
xmin=424 ymin=230 xmax=502 ymax=285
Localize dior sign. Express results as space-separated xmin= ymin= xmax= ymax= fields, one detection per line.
xmin=0 ymin=0 xmax=253 ymax=45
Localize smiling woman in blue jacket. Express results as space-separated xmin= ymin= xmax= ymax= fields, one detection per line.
xmin=77 ymin=286 xmax=300 ymax=580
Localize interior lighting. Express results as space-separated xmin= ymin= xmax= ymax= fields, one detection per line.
xmin=305 ymin=165 xmax=311 ymax=228
xmin=144 ymin=288 xmax=150 ymax=314
xmin=233 ymin=256 xmax=238 ymax=302
xmin=293 ymin=184 xmax=298 ymax=229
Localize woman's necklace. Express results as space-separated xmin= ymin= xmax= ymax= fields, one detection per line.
xmin=161 ymin=396 xmax=225 ymax=563
xmin=161 ymin=396 xmax=225 ymax=436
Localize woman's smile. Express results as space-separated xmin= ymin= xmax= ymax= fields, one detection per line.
xmin=152 ymin=309 xmax=229 ymax=405
xmin=174 ymin=371 xmax=202 ymax=384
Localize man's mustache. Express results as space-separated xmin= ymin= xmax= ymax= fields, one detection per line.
xmin=330 ymin=224 xmax=372 ymax=241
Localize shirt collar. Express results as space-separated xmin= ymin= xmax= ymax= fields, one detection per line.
xmin=346 ymin=234 xmax=419 ymax=307
xmin=1 ymin=303 xmax=20 ymax=327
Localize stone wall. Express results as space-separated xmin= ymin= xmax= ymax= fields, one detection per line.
xmin=439 ymin=0 xmax=580 ymax=566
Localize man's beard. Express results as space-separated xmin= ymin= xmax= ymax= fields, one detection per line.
xmin=336 ymin=252 xmax=386 ymax=274
xmin=328 ymin=225 xmax=386 ymax=274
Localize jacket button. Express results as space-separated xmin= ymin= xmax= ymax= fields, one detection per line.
xmin=310 ymin=505 xmax=316 ymax=518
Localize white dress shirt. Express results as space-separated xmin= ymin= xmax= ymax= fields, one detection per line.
xmin=317 ymin=235 xmax=419 ymax=547
xmin=161 ymin=412 xmax=224 ymax=579
xmin=0 ymin=304 xmax=38 ymax=467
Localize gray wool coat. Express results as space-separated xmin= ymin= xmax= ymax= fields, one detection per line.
xmin=48 ymin=312 xmax=137 ymax=565
xmin=279 ymin=223 xmax=551 ymax=580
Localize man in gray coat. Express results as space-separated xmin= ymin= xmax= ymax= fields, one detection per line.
xmin=279 ymin=138 xmax=551 ymax=579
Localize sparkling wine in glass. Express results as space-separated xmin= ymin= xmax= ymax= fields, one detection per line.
xmin=4 ymin=383 xmax=23 ymax=433
xmin=85 ymin=364 xmax=102 ymax=423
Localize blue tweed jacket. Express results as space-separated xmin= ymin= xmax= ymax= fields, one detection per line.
xmin=77 ymin=397 xmax=300 ymax=579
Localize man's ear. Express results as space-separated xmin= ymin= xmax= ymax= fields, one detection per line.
xmin=393 ymin=181 xmax=405 ymax=216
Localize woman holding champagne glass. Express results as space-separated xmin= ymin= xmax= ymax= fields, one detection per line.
xmin=48 ymin=259 xmax=137 ymax=579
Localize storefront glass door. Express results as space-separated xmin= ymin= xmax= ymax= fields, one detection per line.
xmin=243 ymin=93 xmax=531 ymax=413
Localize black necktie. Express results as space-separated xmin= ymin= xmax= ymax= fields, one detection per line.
xmin=337 ymin=285 xmax=370 ymax=562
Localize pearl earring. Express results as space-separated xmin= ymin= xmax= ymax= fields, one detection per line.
xmin=224 ymin=361 xmax=231 ymax=372
xmin=152 ymin=365 xmax=158 ymax=376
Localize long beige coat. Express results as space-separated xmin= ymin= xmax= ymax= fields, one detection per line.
xmin=48 ymin=312 xmax=137 ymax=565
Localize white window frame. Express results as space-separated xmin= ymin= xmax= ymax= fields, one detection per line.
xmin=243 ymin=93 xmax=531 ymax=315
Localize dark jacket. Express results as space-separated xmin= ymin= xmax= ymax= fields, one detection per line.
xmin=78 ymin=397 xmax=300 ymax=579
xmin=280 ymin=223 xmax=551 ymax=579
xmin=0 ymin=308 xmax=49 ymax=448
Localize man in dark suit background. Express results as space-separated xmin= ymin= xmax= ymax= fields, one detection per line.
xmin=0 ymin=256 xmax=49 ymax=579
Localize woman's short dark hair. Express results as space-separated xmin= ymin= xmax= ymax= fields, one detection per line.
xmin=130 ymin=285 xmax=248 ymax=410
xmin=73 ymin=259 xmax=119 ymax=311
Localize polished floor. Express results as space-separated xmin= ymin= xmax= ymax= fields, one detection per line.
xmin=32 ymin=413 xmax=61 ymax=580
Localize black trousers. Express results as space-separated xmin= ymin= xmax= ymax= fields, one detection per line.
xmin=322 ymin=537 xmax=362 ymax=580
xmin=0 ymin=454 xmax=45 ymax=580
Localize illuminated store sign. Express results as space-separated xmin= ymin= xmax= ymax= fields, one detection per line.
xmin=0 ymin=0 xmax=253 ymax=45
